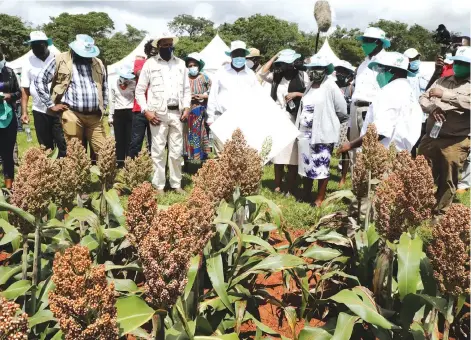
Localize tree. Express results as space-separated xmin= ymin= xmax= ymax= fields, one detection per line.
xmin=219 ymin=14 xmax=304 ymax=63
xmin=100 ymin=25 xmax=147 ymax=66
xmin=42 ymin=12 xmax=114 ymax=52
xmin=329 ymin=26 xmax=365 ymax=66
xmin=0 ymin=14 xmax=31 ymax=60
xmin=370 ymin=19 xmax=440 ymax=61
xmin=168 ymin=14 xmax=214 ymax=38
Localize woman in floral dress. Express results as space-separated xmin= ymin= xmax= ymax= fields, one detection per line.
xmin=183 ymin=52 xmax=212 ymax=161
xmin=296 ymin=54 xmax=348 ymax=206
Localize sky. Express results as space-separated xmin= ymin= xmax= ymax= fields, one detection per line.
xmin=2 ymin=0 xmax=470 ymax=39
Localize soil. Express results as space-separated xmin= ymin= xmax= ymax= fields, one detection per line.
xmin=240 ymin=229 xmax=325 ymax=339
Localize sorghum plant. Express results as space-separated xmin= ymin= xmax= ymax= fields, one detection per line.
xmin=0 ymin=296 xmax=29 ymax=340
xmin=49 ymin=245 xmax=119 ymax=340
xmin=122 ymin=149 xmax=153 ymax=190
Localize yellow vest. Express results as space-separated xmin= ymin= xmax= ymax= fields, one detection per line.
xmin=49 ymin=51 xmax=105 ymax=114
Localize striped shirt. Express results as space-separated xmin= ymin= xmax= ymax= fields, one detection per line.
xmin=35 ymin=57 xmax=108 ymax=114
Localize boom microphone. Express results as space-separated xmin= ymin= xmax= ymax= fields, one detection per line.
xmin=314 ymin=0 xmax=332 ymax=33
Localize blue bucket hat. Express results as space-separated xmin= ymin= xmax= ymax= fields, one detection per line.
xmin=0 ymin=101 xmax=13 ymax=129
xmin=304 ymin=54 xmax=334 ymax=74
xmin=117 ymin=66 xmax=135 ymax=80
xmin=69 ymin=34 xmax=100 ymax=58
xmin=275 ymin=49 xmax=301 ymax=64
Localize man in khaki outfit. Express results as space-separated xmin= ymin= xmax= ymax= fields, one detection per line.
xmin=418 ymin=46 xmax=471 ymax=213
xmin=35 ymin=34 xmax=107 ymax=154
xmin=135 ymin=33 xmax=191 ymax=195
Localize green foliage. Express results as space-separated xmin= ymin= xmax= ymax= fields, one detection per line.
xmin=0 ymin=14 xmax=31 ymax=60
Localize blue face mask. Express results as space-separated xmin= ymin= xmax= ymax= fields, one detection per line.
xmin=232 ymin=57 xmax=246 ymax=69
xmin=188 ymin=66 xmax=199 ymax=76
xmin=409 ymin=60 xmax=421 ymax=71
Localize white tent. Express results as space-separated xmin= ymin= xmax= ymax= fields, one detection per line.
xmin=317 ymin=39 xmax=341 ymax=66
xmin=6 ymin=45 xmax=61 ymax=74
xmin=107 ymin=34 xmax=153 ymax=78
xmin=199 ymin=34 xmax=230 ymax=78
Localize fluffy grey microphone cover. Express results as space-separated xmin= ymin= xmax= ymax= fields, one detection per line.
xmin=314 ymin=0 xmax=332 ymax=33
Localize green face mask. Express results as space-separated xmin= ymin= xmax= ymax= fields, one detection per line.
xmin=453 ymin=63 xmax=470 ymax=78
xmin=376 ymin=71 xmax=394 ymax=88
xmin=362 ymin=42 xmax=377 ymax=56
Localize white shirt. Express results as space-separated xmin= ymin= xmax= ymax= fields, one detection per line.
xmin=260 ymin=71 xmax=310 ymax=109
xmin=351 ymin=49 xmax=386 ymax=103
xmin=156 ymin=55 xmax=179 ymax=106
xmin=21 ymin=51 xmax=55 ymax=113
xmin=361 ymin=78 xmax=422 ymax=152
xmin=295 ymin=78 xmax=348 ymax=144
xmin=108 ymin=79 xmax=136 ymax=123
xmin=207 ymin=63 xmax=261 ymax=124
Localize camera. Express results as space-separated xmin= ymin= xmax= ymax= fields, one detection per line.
xmin=432 ymin=24 xmax=462 ymax=56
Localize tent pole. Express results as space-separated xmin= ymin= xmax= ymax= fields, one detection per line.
xmin=314 ymin=32 xmax=320 ymax=53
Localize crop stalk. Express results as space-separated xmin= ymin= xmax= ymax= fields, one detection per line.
xmin=31 ymin=217 xmax=42 ymax=314
xmin=443 ymin=295 xmax=455 ymax=340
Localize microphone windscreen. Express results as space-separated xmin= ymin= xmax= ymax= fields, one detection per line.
xmin=314 ymin=0 xmax=332 ymax=33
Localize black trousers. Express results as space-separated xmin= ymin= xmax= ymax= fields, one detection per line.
xmin=33 ymin=110 xmax=67 ymax=157
xmin=129 ymin=111 xmax=151 ymax=159
xmin=113 ymin=109 xmax=134 ymax=167
xmin=0 ymin=116 xmax=17 ymax=179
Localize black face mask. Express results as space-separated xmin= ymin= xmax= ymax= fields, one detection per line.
xmin=72 ymin=52 xmax=92 ymax=64
xmin=159 ymin=47 xmax=174 ymax=60
xmin=281 ymin=64 xmax=296 ymax=80
xmin=32 ymin=44 xmax=48 ymax=59
xmin=335 ymin=74 xmax=351 ymax=88
xmin=308 ymin=69 xmax=326 ymax=83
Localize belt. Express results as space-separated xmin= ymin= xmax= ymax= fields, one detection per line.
xmin=167 ymin=105 xmax=179 ymax=110
xmin=354 ymin=100 xmax=371 ymax=107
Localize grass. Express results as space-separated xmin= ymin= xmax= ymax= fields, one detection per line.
xmin=2 ymin=113 xmax=469 ymax=231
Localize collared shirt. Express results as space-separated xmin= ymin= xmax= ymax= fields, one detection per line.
xmin=351 ymin=49 xmax=386 ymax=103
xmin=21 ymin=52 xmax=55 ymax=113
xmin=155 ymin=54 xmax=179 ymax=106
xmin=207 ymin=63 xmax=260 ymax=124
xmin=109 ymin=79 xmax=136 ymax=122
xmin=35 ymin=57 xmax=108 ymax=113
xmin=135 ymin=54 xmax=191 ymax=113
xmin=361 ymin=78 xmax=423 ymax=151
xmin=420 ymin=75 xmax=470 ymax=138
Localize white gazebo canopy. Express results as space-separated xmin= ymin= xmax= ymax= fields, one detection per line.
xmin=317 ymin=39 xmax=341 ymax=66
xmin=107 ymin=34 xmax=153 ymax=77
xmin=199 ymin=34 xmax=231 ymax=78
xmin=6 ymin=45 xmax=61 ymax=74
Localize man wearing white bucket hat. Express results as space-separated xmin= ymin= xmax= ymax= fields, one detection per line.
xmin=135 ymin=33 xmax=191 ymax=195
xmin=418 ymin=46 xmax=471 ymax=213
xmin=207 ymin=40 xmax=260 ymax=154
xmin=349 ymin=27 xmax=390 ymax=163
xmin=339 ymin=51 xmax=423 ymax=153
xmin=20 ymin=31 xmax=66 ymax=157
xmin=35 ymin=34 xmax=108 ymax=154
xmin=109 ymin=66 xmax=136 ymax=167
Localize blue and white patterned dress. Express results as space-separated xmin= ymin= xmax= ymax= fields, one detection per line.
xmin=297 ymin=89 xmax=334 ymax=180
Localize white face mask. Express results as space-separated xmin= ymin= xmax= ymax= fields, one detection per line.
xmin=246 ymin=59 xmax=255 ymax=69
xmin=188 ymin=66 xmax=199 ymax=76
xmin=0 ymin=57 xmax=6 ymax=70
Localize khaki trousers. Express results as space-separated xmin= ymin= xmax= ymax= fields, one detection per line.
xmin=61 ymin=109 xmax=106 ymax=153
xmin=212 ymin=134 xmax=225 ymax=158
xmin=150 ymin=109 xmax=183 ymax=190
xmin=418 ymin=135 xmax=470 ymax=213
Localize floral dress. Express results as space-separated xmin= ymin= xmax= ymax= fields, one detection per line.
xmin=297 ymin=88 xmax=334 ymax=180
xmin=184 ymin=73 xmax=212 ymax=160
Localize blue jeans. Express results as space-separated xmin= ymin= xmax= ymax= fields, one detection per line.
xmin=129 ymin=112 xmax=151 ymax=158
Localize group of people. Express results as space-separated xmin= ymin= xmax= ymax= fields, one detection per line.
xmin=0 ymin=26 xmax=469 ymax=213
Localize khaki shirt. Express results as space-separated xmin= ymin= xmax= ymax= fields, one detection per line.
xmin=420 ymin=75 xmax=470 ymax=137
